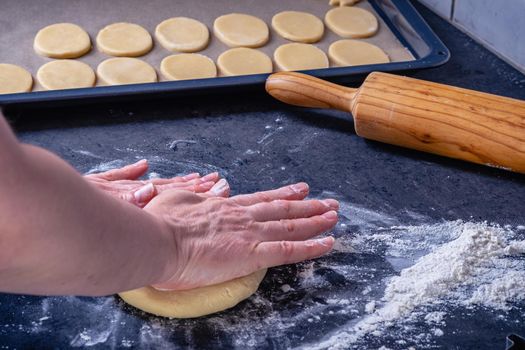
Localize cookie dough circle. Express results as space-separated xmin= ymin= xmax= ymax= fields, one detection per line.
xmin=97 ymin=58 xmax=157 ymax=85
xmin=274 ymin=43 xmax=329 ymax=71
xmin=217 ymin=48 xmax=273 ymax=76
xmin=329 ymin=40 xmax=389 ymax=66
xmin=97 ymin=22 xmax=153 ymax=57
xmin=160 ymin=54 xmax=217 ymax=80
xmin=37 ymin=60 xmax=95 ymax=90
xmin=34 ymin=23 xmax=91 ymax=59
xmin=214 ymin=13 xmax=269 ymax=48
xmin=325 ymin=7 xmax=378 ymax=38
xmin=272 ymin=11 xmax=324 ymax=43
xmin=155 ymin=17 xmax=210 ymax=53
xmin=0 ymin=64 xmax=33 ymax=94
xmin=119 ymin=269 xmax=267 ymax=318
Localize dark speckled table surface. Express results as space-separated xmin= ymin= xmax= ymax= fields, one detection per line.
xmin=1 ymin=1 xmax=525 ymax=349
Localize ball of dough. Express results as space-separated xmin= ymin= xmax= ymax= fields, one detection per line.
xmin=37 ymin=60 xmax=96 ymax=90
xmin=0 ymin=64 xmax=33 ymax=94
xmin=214 ymin=13 xmax=269 ymax=48
xmin=217 ymin=48 xmax=273 ymax=76
xmin=119 ymin=269 xmax=267 ymax=318
xmin=97 ymin=57 xmax=157 ymax=85
xmin=272 ymin=11 xmax=324 ymax=43
xmin=274 ymin=43 xmax=329 ymax=71
xmin=329 ymin=39 xmax=389 ymax=66
xmin=325 ymin=7 xmax=378 ymax=38
xmin=155 ymin=17 xmax=210 ymax=53
xmin=97 ymin=22 xmax=153 ymax=57
xmin=161 ymin=54 xmax=217 ymax=80
xmin=34 ymin=23 xmax=91 ymax=59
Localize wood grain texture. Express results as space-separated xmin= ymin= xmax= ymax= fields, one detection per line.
xmin=265 ymin=71 xmax=525 ymax=173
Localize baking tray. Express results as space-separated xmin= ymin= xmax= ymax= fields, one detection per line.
xmin=0 ymin=0 xmax=449 ymax=107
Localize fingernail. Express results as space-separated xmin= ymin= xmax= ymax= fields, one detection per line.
xmin=290 ymin=182 xmax=308 ymax=194
xmin=322 ymin=211 xmax=338 ymax=220
xmin=134 ymin=183 xmax=155 ymax=202
xmin=201 ymin=172 xmax=218 ymax=182
xmin=211 ymin=178 xmax=229 ymax=195
xmin=322 ymin=199 xmax=339 ymax=210
xmin=135 ymin=159 xmax=147 ymax=165
xmin=317 ymin=236 xmax=334 ymax=247
xmin=182 ymin=172 xmax=200 ymax=180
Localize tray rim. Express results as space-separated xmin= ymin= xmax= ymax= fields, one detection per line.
xmin=0 ymin=0 xmax=450 ymax=107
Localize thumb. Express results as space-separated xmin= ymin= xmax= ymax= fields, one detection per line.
xmin=132 ymin=183 xmax=157 ymax=207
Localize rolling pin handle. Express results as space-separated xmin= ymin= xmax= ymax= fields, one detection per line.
xmin=265 ymin=72 xmax=356 ymax=113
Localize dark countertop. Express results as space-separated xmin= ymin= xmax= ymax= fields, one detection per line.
xmin=1 ymin=1 xmax=524 ymax=349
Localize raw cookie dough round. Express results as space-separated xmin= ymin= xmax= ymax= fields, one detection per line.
xmin=155 ymin=17 xmax=210 ymax=53
xmin=214 ymin=13 xmax=269 ymax=48
xmin=119 ymin=269 xmax=267 ymax=318
xmin=37 ymin=60 xmax=95 ymax=90
xmin=217 ymin=48 xmax=273 ymax=76
xmin=34 ymin=23 xmax=91 ymax=59
xmin=274 ymin=43 xmax=329 ymax=71
xmin=97 ymin=58 xmax=157 ymax=85
xmin=272 ymin=11 xmax=324 ymax=43
xmin=325 ymin=7 xmax=378 ymax=38
xmin=329 ymin=39 xmax=389 ymax=66
xmin=160 ymin=54 xmax=217 ymax=80
xmin=97 ymin=22 xmax=153 ymax=57
xmin=0 ymin=64 xmax=33 ymax=94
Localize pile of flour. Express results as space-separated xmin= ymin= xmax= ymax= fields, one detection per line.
xmin=310 ymin=221 xmax=525 ymax=349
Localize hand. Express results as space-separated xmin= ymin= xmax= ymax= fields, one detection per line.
xmin=85 ymin=159 xmax=221 ymax=207
xmin=146 ymin=182 xmax=339 ymax=290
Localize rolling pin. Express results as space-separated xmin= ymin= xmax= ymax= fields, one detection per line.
xmin=265 ymin=72 xmax=525 ymax=174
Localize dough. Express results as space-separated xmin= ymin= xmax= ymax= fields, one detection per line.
xmin=34 ymin=23 xmax=91 ymax=59
xmin=155 ymin=17 xmax=209 ymax=53
xmin=0 ymin=64 xmax=33 ymax=94
xmin=37 ymin=60 xmax=96 ymax=90
xmin=272 ymin=11 xmax=324 ymax=43
xmin=97 ymin=58 xmax=157 ymax=85
xmin=217 ymin=48 xmax=273 ymax=76
xmin=119 ymin=269 xmax=267 ymax=318
xmin=329 ymin=39 xmax=390 ymax=66
xmin=329 ymin=0 xmax=362 ymax=6
xmin=325 ymin=7 xmax=378 ymax=38
xmin=161 ymin=54 xmax=217 ymax=80
xmin=96 ymin=22 xmax=153 ymax=57
xmin=274 ymin=43 xmax=329 ymax=71
xmin=214 ymin=13 xmax=269 ymax=48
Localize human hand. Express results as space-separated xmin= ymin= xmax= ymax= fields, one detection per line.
xmin=146 ymin=182 xmax=339 ymax=290
xmin=85 ymin=159 xmax=220 ymax=208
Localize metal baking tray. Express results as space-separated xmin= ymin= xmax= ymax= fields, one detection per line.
xmin=0 ymin=0 xmax=449 ymax=107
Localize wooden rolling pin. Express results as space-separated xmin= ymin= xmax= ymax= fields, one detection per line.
xmin=266 ymin=72 xmax=525 ymax=174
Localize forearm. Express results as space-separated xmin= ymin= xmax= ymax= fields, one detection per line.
xmin=0 ymin=120 xmax=172 ymax=296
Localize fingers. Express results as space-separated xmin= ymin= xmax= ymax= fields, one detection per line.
xmin=255 ymin=210 xmax=338 ymax=241
xmin=121 ymin=183 xmax=157 ymax=208
xmin=93 ymin=159 xmax=149 ymax=181
xmin=206 ymin=179 xmax=231 ymax=198
xmin=232 ymin=182 xmax=310 ymax=206
xmin=253 ymin=236 xmax=335 ymax=268
xmin=148 ymin=172 xmax=217 ymax=185
xmin=249 ymin=199 xmax=339 ymax=222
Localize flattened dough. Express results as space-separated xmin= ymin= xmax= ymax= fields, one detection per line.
xmin=274 ymin=43 xmax=329 ymax=71
xmin=329 ymin=0 xmax=362 ymax=6
xmin=214 ymin=13 xmax=269 ymax=48
xmin=272 ymin=11 xmax=324 ymax=43
xmin=0 ymin=64 xmax=33 ymax=94
xmin=97 ymin=22 xmax=153 ymax=57
xmin=34 ymin=23 xmax=91 ymax=59
xmin=37 ymin=60 xmax=96 ymax=90
xmin=119 ymin=269 xmax=267 ymax=318
xmin=329 ymin=40 xmax=389 ymax=66
xmin=97 ymin=58 xmax=157 ymax=85
xmin=325 ymin=7 xmax=378 ymax=38
xmin=155 ymin=17 xmax=210 ymax=53
xmin=217 ymin=48 xmax=273 ymax=76
xmin=161 ymin=54 xmax=217 ymax=80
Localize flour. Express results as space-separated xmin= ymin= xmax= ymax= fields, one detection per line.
xmin=308 ymin=221 xmax=525 ymax=349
